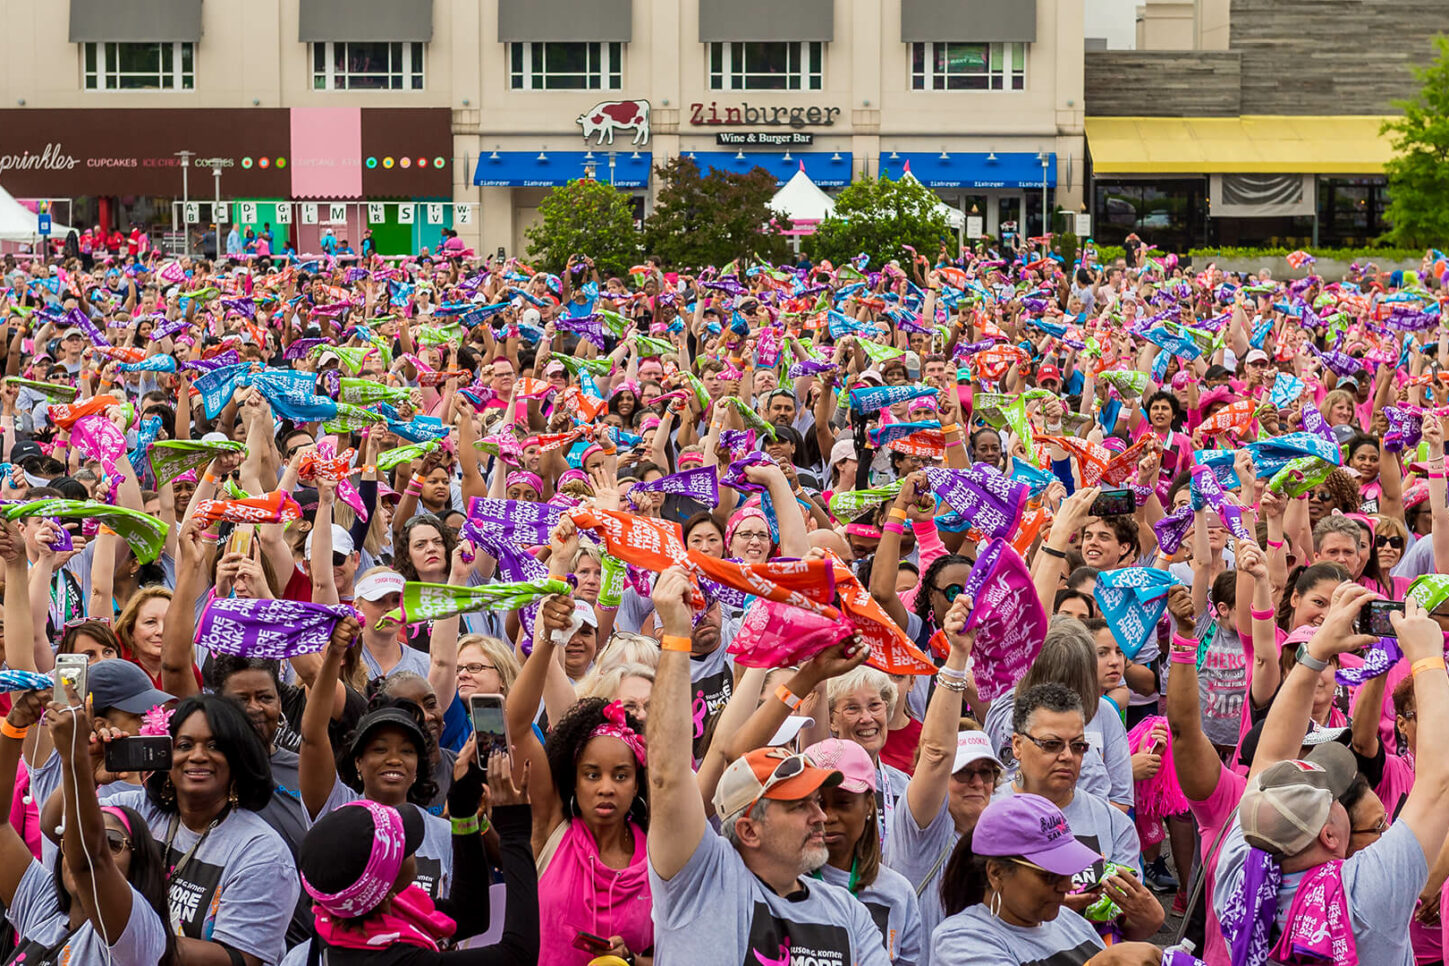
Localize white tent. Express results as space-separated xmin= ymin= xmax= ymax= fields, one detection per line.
xmin=771 ymin=164 xmax=836 ymax=224
xmin=900 ymin=161 xmax=966 ymax=230
xmin=0 ymin=183 xmax=69 ymax=243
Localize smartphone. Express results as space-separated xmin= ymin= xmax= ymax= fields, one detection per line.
xmin=1090 ymin=488 xmax=1136 ymax=517
xmin=227 ymin=525 xmax=253 ymax=559
xmin=468 ymin=693 xmax=510 ymax=766
xmin=53 ymin=653 xmax=88 ymax=709
xmin=571 ymin=930 xmax=612 ymax=955
xmin=1358 ymin=600 xmax=1405 ymax=638
xmin=104 ymin=736 xmax=172 ymax=773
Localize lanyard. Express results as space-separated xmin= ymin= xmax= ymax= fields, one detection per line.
xmin=164 ymin=804 xmax=230 ymax=886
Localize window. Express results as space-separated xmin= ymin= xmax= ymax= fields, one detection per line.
xmin=312 ymin=41 xmax=424 ymax=91
xmin=509 ymin=42 xmax=622 ymax=90
xmin=709 ymin=42 xmax=822 ymax=91
xmin=82 ymin=42 xmax=194 ymax=91
xmin=910 ymin=42 xmax=1025 ymax=91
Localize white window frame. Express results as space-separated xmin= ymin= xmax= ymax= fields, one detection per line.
xmin=82 ymin=41 xmax=194 ymax=92
xmin=508 ymin=42 xmax=623 ymax=91
xmin=909 ymin=41 xmax=1026 ymax=92
xmin=708 ymin=41 xmax=823 ymax=91
xmin=311 ymin=41 xmax=425 ymax=92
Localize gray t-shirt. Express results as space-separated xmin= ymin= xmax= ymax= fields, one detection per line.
xmin=930 ymin=903 xmax=1104 ymax=966
xmin=1213 ymin=816 xmax=1427 ymax=966
xmin=817 ymin=861 xmax=925 ymax=966
xmin=982 ymin=691 xmax=1134 ymax=807
xmin=312 ymin=780 xmax=453 ymax=902
xmin=992 ymin=785 xmax=1140 ymax=886
xmin=6 ymin=859 xmax=169 ymax=966
xmin=650 ymin=829 xmax=891 ymax=966
xmin=100 ymin=788 xmax=299 ymax=965
xmin=883 ymin=796 xmax=959 ymax=954
xmin=360 ymin=641 xmax=432 ymax=680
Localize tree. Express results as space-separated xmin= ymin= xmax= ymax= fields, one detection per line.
xmin=526 ymin=178 xmax=639 ymax=279
xmin=1382 ymin=35 xmax=1449 ymax=247
xmin=808 ymin=175 xmax=954 ymax=267
xmin=641 ymin=157 xmax=791 ymax=268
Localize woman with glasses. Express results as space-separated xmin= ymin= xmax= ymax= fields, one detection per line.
xmin=932 ymin=794 xmax=1161 ymax=966
xmin=0 ymin=689 xmax=174 ymax=966
xmin=1374 ymin=514 xmax=1410 ymax=572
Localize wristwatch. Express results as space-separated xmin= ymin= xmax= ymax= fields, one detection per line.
xmin=1295 ymin=643 xmax=1329 ymax=673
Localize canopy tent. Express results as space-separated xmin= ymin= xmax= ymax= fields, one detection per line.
xmin=771 ymin=163 xmax=837 ymax=228
xmin=899 ymin=162 xmax=966 ymax=230
xmin=0 ymin=184 xmax=69 ymax=243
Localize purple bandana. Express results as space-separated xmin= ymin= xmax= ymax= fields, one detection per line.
xmin=1152 ymin=504 xmax=1195 ymax=556
xmin=923 ymin=466 xmax=1028 ymax=540
xmin=720 ymin=452 xmax=773 ymax=493
xmin=1190 ymin=465 xmax=1251 ymax=541
xmin=460 ymin=497 xmax=563 ymax=548
xmin=194 ymin=597 xmax=355 ymax=659
xmin=1336 ymin=637 xmax=1403 ymax=687
xmin=1220 ymin=848 xmax=1282 ymax=966
xmin=627 ymin=465 xmax=719 ymax=507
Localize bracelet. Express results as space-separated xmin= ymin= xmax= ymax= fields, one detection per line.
xmin=0 ymin=721 xmax=27 ymax=741
xmin=1039 ymin=544 xmax=1068 ymax=560
xmin=775 ymin=684 xmax=804 ymax=711
xmin=1265 ymin=539 xmax=1284 ymax=549
xmin=888 ymin=507 xmax=909 ymax=522
xmin=937 ymin=677 xmax=969 ymax=693
xmin=1249 ymin=607 xmax=1275 ymax=621
xmin=450 ymin=814 xmax=480 ymax=835
xmin=660 ymin=634 xmax=692 ymax=653
xmin=200 ymin=532 xmax=220 ymax=542
xmin=883 ymin=520 xmax=905 ymax=536
xmin=937 ymin=665 xmax=969 ymax=681
xmin=945 ymin=437 xmax=964 ymax=448
xmin=1171 ymin=634 xmax=1197 ymax=651
xmin=1431 ymin=471 xmax=1445 ymax=480
xmin=1169 ymin=649 xmax=1198 ymax=665
xmin=939 ymin=422 xmax=960 ymax=436
xmin=1413 ymin=656 xmax=1446 ymax=677
xmin=362 ymin=465 xmax=376 ymax=475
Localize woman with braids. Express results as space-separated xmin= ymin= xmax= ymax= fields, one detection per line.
xmin=505 ymin=537 xmax=654 ymax=966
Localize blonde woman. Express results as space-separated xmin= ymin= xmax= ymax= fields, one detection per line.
xmin=577 ymin=662 xmax=654 ymax=724
xmin=1319 ymin=387 xmax=1358 ymax=429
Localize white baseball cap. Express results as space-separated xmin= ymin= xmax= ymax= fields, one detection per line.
xmin=952 ymin=731 xmax=1005 ymax=775
xmin=574 ymin=599 xmax=598 ymax=628
xmin=354 ymin=570 xmax=405 ymax=601
xmin=305 ymin=524 xmax=356 ymax=558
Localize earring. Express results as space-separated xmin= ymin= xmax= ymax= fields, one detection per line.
xmin=160 ymin=776 xmax=176 ymax=807
xmin=228 ymin=784 xmax=240 ymax=810
xmin=989 ymin=891 xmax=1003 ymax=920
xmin=570 ymin=795 xmax=578 ymax=818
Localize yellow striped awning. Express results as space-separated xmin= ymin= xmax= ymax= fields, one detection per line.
xmin=1085 ymin=115 xmax=1396 ymax=175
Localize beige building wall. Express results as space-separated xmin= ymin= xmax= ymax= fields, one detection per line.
xmin=0 ymin=0 xmax=1085 ymax=256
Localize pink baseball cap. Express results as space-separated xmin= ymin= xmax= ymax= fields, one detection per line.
xmin=804 ymin=738 xmax=876 ymax=794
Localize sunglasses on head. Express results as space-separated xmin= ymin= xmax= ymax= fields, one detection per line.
xmin=1374 ymin=535 xmax=1404 ymax=550
xmin=747 ymin=751 xmax=809 ymax=815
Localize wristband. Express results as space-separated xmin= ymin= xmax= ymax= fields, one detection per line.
xmin=1413 ymin=656 xmax=1446 ymax=677
xmin=1249 ymin=607 xmax=1275 ymax=621
xmin=362 ymin=465 xmax=376 ymax=475
xmin=937 ymin=665 xmax=969 ymax=681
xmin=939 ymin=423 xmax=959 ymax=436
xmin=660 ymin=634 xmax=692 ymax=653
xmin=945 ymin=437 xmax=964 ymax=448
xmin=1265 ymin=539 xmax=1284 ymax=549
xmin=478 ymin=813 xmax=491 ymax=836
xmin=200 ymin=532 xmax=220 ymax=542
xmin=0 ymin=721 xmax=27 ymax=741
xmin=1431 ymin=471 xmax=1445 ymax=480
xmin=1171 ymin=634 xmax=1198 ymax=651
xmin=1169 ymin=649 xmax=1198 ymax=665
xmin=883 ymin=520 xmax=905 ymax=536
xmin=1039 ymin=544 xmax=1068 ymax=560
xmin=450 ymin=814 xmax=480 ymax=835
xmin=202 ymin=472 xmax=217 ymax=484
xmin=775 ymin=684 xmax=804 ymax=711
xmin=888 ymin=507 xmax=908 ymax=522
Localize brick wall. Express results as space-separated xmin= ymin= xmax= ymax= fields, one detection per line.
xmin=1084 ymin=51 xmax=1241 ymax=116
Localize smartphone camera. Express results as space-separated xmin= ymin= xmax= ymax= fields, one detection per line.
xmin=1357 ymin=600 xmax=1405 ymax=638
xmin=1090 ymin=488 xmax=1136 ymax=517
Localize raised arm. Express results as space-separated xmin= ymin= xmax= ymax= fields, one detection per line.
xmin=869 ymin=471 xmax=927 ymax=628
xmin=1162 ymin=585 xmax=1223 ymax=801
xmin=427 ymin=541 xmax=472 ymax=707
xmin=645 ymin=567 xmax=710 ymax=881
xmin=906 ymin=595 xmax=975 ymax=828
xmin=160 ymin=519 xmax=211 ymax=699
xmin=299 ymin=616 xmax=360 ymax=819
xmin=1388 ymin=599 xmax=1449 ymax=859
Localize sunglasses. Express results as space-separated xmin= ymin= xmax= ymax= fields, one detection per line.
xmin=1311 ymin=491 xmax=1335 ymax=503
xmin=1374 ymin=535 xmax=1405 ymax=550
xmin=747 ymin=751 xmax=809 ymax=815
xmin=1018 ymin=733 xmax=1091 ymax=758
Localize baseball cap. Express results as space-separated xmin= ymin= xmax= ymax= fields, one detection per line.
xmin=857 ymin=368 xmax=885 ymax=386
xmin=1038 ymin=364 xmax=1062 ymax=384
xmin=1239 ymin=746 xmax=1356 ymax=857
xmin=61 ymin=327 xmax=83 ymax=340
xmin=972 ymin=793 xmax=1102 ymax=877
xmin=903 ymin=351 xmax=922 ymax=379
xmin=1331 ymin=423 xmax=1357 ymax=445
xmin=87 ymin=659 xmax=175 ymax=715
xmin=829 ymin=438 xmax=857 ymax=468
xmin=354 ymin=570 xmax=405 ymax=601
xmin=10 ymin=440 xmax=42 ymax=464
xmin=345 ymin=705 xmax=429 ymax=764
xmin=767 ymin=715 xmax=815 ymax=747
xmin=1244 ymin=349 xmax=1270 ymax=365
xmin=299 ymin=800 xmax=426 ymax=919
xmin=304 ymin=524 xmax=356 ymax=558
xmin=200 ymin=431 xmax=230 ymax=445
xmin=952 ymin=731 xmax=1004 ymax=775
xmin=713 ymin=747 xmax=843 ymax=820
xmin=804 ymin=738 xmax=876 ymax=795
xmin=574 ymin=599 xmax=598 ymax=628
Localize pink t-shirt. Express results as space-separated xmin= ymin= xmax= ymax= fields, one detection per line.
xmin=1190 ymin=763 xmax=1247 ymax=966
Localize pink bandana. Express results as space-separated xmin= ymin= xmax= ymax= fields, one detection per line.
xmin=1271 ymin=860 xmax=1357 ymax=965
xmin=302 ymin=800 xmax=406 ymax=919
xmin=587 ymin=700 xmax=647 ymax=765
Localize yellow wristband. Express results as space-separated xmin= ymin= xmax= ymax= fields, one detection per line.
xmin=888 ymin=507 xmax=908 ymax=522
xmin=1413 ymin=656 xmax=1446 ymax=677
xmin=661 ymin=634 xmax=692 ymax=653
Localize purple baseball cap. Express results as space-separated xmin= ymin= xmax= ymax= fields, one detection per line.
xmin=972 ymin=793 xmax=1102 ymax=876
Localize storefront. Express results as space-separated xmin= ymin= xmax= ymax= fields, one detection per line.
xmin=0 ymin=106 xmax=455 ymax=255
xmin=1084 ymin=115 xmax=1393 ymax=250
xmin=879 ymin=152 xmax=1057 ymax=239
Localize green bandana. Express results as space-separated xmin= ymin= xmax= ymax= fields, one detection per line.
xmin=4 ymin=500 xmax=167 ymax=564
xmin=338 ymin=378 xmax=414 ymax=408
xmin=148 ymin=439 xmax=247 ymax=488
xmin=1407 ymin=574 xmax=1449 ymax=615
xmin=4 ymin=377 xmax=78 ymax=403
xmin=322 ymin=403 xmax=386 ymax=434
xmin=378 ymin=440 xmax=439 ymax=472
xmin=382 ymin=578 xmax=571 ymax=626
xmin=828 ymin=482 xmax=905 ymax=518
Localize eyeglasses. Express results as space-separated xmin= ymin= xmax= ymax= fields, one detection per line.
xmin=953 ymin=764 xmax=1000 ymax=785
xmin=459 ymin=662 xmax=497 ymax=676
xmin=1017 ymin=733 xmax=1091 ymax=758
xmin=104 ymin=829 xmax=131 ymax=854
xmin=734 ymin=530 xmax=771 ymax=544
xmin=1350 ymin=816 xmax=1389 ymax=837
xmin=746 ymin=751 xmax=809 ymax=816
xmin=1375 ymin=535 xmax=1405 ymax=550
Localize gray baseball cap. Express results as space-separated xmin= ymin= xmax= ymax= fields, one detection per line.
xmin=87 ymin=659 xmax=175 ymax=715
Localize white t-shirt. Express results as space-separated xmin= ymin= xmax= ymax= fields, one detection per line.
xmin=6 ymin=860 xmax=169 ymax=966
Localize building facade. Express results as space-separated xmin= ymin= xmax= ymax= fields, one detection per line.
xmin=1083 ymin=0 xmax=1444 ymax=251
xmin=0 ymin=0 xmax=1084 ymax=257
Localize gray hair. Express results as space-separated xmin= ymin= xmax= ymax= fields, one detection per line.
xmin=825 ymin=666 xmax=898 ymax=719
xmin=1012 ymin=682 xmax=1085 ymax=735
xmin=1016 ymin=616 xmax=1098 ymax=724
xmin=1313 ymin=513 xmax=1364 ymax=550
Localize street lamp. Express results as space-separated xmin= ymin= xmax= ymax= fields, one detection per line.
xmin=608 ymin=151 xmax=616 ymax=186
xmin=213 ymin=166 xmax=222 ymax=259
xmin=175 ymin=149 xmax=194 ymax=257
xmin=1038 ymin=152 xmax=1049 ymax=236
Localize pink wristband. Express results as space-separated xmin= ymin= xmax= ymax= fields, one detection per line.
xmin=882 ymin=520 xmax=906 ymax=536
xmin=1170 ymin=649 xmax=1198 ymax=665
xmin=1171 ymin=634 xmax=1197 ymax=651
xmin=1250 ymin=607 xmax=1275 ymax=621
xmin=1265 ymin=539 xmax=1284 ymax=549
xmin=1431 ymin=471 xmax=1446 ymax=480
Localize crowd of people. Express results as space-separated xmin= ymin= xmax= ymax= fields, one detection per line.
xmin=0 ymin=233 xmax=1440 ymax=966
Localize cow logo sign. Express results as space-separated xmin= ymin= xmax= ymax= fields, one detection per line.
xmin=577 ymin=99 xmax=651 ymax=147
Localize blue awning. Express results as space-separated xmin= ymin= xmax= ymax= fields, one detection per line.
xmin=687 ymin=151 xmax=853 ymax=188
xmin=472 ymin=151 xmax=652 ymax=188
xmin=879 ymin=152 xmax=1055 ymax=189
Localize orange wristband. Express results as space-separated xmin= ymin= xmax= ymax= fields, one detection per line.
xmin=775 ymin=684 xmax=803 ymax=711
xmin=660 ymin=635 xmax=692 ymax=653
xmin=0 ymin=721 xmax=28 ymax=741
xmin=1413 ymin=656 xmax=1446 ymax=677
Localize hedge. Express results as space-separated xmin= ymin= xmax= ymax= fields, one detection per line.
xmin=1083 ymin=245 xmax=1426 ymax=264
